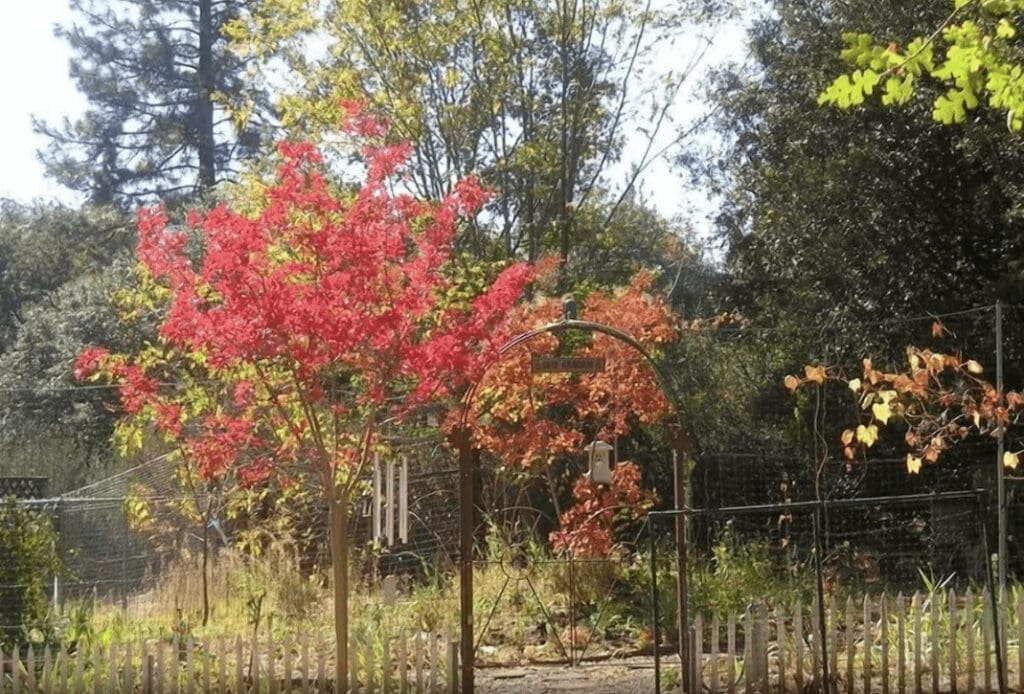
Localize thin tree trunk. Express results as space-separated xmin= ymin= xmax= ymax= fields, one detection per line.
xmin=329 ymin=488 xmax=349 ymax=693
xmin=196 ymin=0 xmax=217 ymax=191
xmin=201 ymin=514 xmax=210 ymax=627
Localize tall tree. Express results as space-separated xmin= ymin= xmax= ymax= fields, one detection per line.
xmin=0 ymin=201 xmax=139 ymax=490
xmin=76 ymin=112 xmax=533 ymax=688
xmin=36 ymin=0 xmax=274 ymax=207
xmin=700 ymin=0 xmax=1024 ymax=359
xmin=228 ymin=0 xmax=715 ymax=287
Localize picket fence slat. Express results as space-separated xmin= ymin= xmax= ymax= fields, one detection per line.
xmin=880 ymin=593 xmax=889 ymax=694
xmin=446 ymin=637 xmax=458 ymax=694
xmin=1018 ymin=590 xmax=1024 ymax=693
xmin=776 ymin=604 xmax=785 ymax=693
xmin=845 ymin=596 xmax=854 ymax=694
xmin=28 ymin=644 xmax=37 ymax=692
xmin=897 ymin=593 xmax=906 ymax=694
xmin=984 ymin=589 xmax=993 ymax=693
xmin=793 ymin=601 xmax=804 ymax=692
xmin=921 ymin=593 xmax=929 ymax=694
xmin=743 ymin=608 xmax=752 ymax=694
xmin=416 ymin=633 xmax=426 ymax=694
xmin=811 ymin=598 xmax=821 ymax=689
xmin=429 ymin=630 xmax=439 ymax=694
xmin=709 ymin=615 xmax=720 ymax=694
xmin=967 ymin=589 xmax=976 ymax=694
xmin=931 ymin=594 xmax=940 ymax=693
xmin=830 ymin=595 xmax=839 ymax=685
xmin=948 ymin=590 xmax=958 ymax=694
xmin=695 ymin=614 xmax=704 ymax=690
xmin=863 ymin=594 xmax=872 ymax=693
xmin=726 ymin=613 xmax=736 ymax=694
xmin=13 ymin=647 xmax=22 ymax=694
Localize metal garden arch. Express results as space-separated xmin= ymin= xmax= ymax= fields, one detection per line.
xmin=451 ymin=316 xmax=696 ymax=692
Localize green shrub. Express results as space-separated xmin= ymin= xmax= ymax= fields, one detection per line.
xmin=0 ymin=496 xmax=64 ymax=647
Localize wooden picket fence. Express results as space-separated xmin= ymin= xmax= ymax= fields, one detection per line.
xmin=687 ymin=588 xmax=1024 ymax=693
xmin=1 ymin=630 xmax=459 ymax=693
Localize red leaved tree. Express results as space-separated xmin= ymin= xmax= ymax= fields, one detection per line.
xmin=76 ymin=109 xmax=532 ymax=690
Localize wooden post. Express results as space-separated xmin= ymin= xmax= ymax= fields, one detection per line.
xmin=794 ymin=602 xmax=804 ymax=692
xmin=456 ymin=429 xmax=475 ymax=694
xmin=673 ymin=449 xmax=690 ymax=693
xmin=880 ymin=594 xmax=889 ymax=694
xmin=667 ymin=426 xmax=693 ymax=694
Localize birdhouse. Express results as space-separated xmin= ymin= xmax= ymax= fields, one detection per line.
xmin=583 ymin=440 xmax=614 ymax=485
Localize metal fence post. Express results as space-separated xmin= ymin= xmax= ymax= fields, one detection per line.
xmin=995 ymin=300 xmax=1007 ymax=596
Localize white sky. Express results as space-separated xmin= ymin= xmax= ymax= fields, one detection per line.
xmin=0 ymin=1 xmax=748 ymax=238
xmin=0 ymin=2 xmax=86 ymax=206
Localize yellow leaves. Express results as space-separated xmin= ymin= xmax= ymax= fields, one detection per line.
xmin=1005 ymin=451 xmax=1021 ymax=469
xmin=965 ymin=360 xmax=984 ymax=375
xmin=906 ymin=454 xmax=922 ymax=475
xmin=856 ymin=424 xmax=879 ymax=447
xmin=848 ymin=378 xmax=862 ymax=393
xmin=871 ymin=402 xmax=892 ymax=425
xmin=997 ymin=18 xmax=1017 ymax=40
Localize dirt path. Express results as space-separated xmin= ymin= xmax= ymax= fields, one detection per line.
xmin=475 ymin=657 xmax=672 ymax=693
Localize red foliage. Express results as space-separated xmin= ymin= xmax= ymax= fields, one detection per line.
xmin=549 ymin=462 xmax=658 ymax=558
xmin=79 ymin=112 xmax=532 ymax=486
xmin=465 ymin=272 xmax=678 ymax=468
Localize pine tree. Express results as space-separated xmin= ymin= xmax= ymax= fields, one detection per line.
xmin=36 ymin=0 xmax=273 ymax=207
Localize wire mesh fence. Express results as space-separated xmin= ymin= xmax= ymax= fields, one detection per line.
xmin=4 ymin=301 xmax=1024 ymax=680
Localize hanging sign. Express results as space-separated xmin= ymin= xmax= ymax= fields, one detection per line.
xmin=531 ymin=355 xmax=605 ymax=374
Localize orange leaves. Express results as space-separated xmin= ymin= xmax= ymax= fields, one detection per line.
xmin=804 ymin=365 xmax=827 ymax=384
xmin=466 ymin=275 xmax=678 ymax=471
xmin=783 ymin=364 xmax=836 ymax=392
xmin=549 ymin=461 xmax=657 ymax=558
xmin=785 ymin=341 xmax=1024 ymax=477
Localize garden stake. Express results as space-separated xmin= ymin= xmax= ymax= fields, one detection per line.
xmin=812 ymin=506 xmax=832 ymax=694
xmin=982 ymin=499 xmax=1007 ymax=693
xmin=650 ymin=519 xmax=662 ymax=694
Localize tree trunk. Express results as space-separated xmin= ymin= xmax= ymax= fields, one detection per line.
xmin=329 ymin=489 xmax=349 ymax=693
xmin=201 ymin=514 xmax=210 ymax=627
xmin=196 ymin=0 xmax=217 ymax=191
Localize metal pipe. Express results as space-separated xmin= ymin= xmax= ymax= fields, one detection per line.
xmin=648 ymin=489 xmax=987 ymax=520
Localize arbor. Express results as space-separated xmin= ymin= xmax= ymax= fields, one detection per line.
xmin=228 ymin=0 xmax=711 ymax=286
xmin=461 ymin=272 xmax=675 ymax=555
xmin=702 ymin=0 xmax=1024 ymax=358
xmin=37 ymin=0 xmax=273 ymax=206
xmin=76 ymin=112 xmax=532 ymax=688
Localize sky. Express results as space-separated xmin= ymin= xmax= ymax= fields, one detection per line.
xmin=0 ymin=2 xmax=86 ymax=206
xmin=0 ymin=2 xmax=749 ymax=238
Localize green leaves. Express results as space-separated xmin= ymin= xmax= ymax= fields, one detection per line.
xmin=821 ymin=1 xmax=1024 ymax=131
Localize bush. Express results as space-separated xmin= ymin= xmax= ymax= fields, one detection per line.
xmin=0 ymin=496 xmax=64 ymax=647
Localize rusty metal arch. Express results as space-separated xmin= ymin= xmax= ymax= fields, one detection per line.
xmin=453 ymin=318 xmax=694 ymax=693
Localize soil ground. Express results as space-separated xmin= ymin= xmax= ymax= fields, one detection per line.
xmin=475 ymin=657 xmax=674 ymax=693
